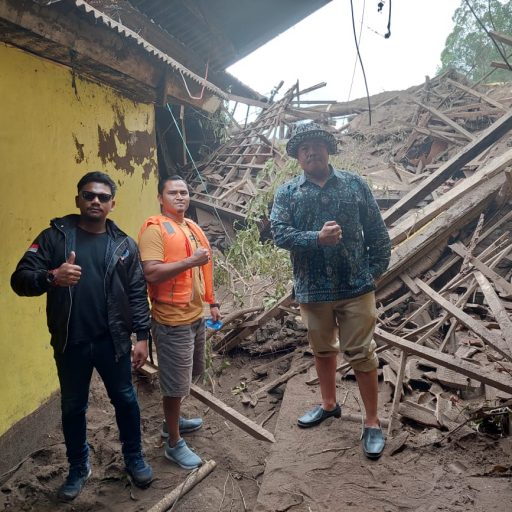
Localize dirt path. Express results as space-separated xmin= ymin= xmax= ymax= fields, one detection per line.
xmin=1 ymin=353 xmax=511 ymax=511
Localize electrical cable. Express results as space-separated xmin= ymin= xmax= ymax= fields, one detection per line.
xmin=385 ymin=0 xmax=392 ymax=39
xmin=349 ymin=0 xmax=372 ymax=125
xmin=463 ymin=0 xmax=512 ymax=71
xmin=166 ymin=103 xmax=233 ymax=243
xmin=347 ymin=0 xmax=366 ymax=102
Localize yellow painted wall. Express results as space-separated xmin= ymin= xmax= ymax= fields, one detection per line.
xmin=0 ymin=44 xmax=159 ymax=435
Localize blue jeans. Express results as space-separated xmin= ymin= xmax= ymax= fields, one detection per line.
xmin=54 ymin=340 xmax=142 ymax=467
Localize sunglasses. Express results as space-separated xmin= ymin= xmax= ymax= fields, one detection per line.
xmin=80 ymin=191 xmax=112 ymax=203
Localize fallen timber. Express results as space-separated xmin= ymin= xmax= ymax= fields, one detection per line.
xmin=137 ymin=363 xmax=275 ymax=443
xmin=185 ymin=71 xmax=512 ymax=439
xmin=374 ymin=328 xmax=512 ymax=396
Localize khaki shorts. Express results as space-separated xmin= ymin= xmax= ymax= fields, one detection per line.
xmin=299 ymin=292 xmax=378 ymax=372
xmin=151 ymin=318 xmax=205 ymax=397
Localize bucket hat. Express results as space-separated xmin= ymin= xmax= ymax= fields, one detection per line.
xmin=286 ymin=122 xmax=337 ymax=158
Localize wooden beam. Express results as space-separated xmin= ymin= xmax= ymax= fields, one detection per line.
xmin=411 ymin=97 xmax=475 ymax=141
xmin=374 ymin=328 xmax=512 ymax=394
xmin=388 ymin=149 xmax=512 ymax=245
xmin=382 ymin=109 xmax=512 ymax=225
xmin=226 ymin=93 xmax=269 ymax=109
xmin=445 ymin=78 xmax=506 ymax=111
xmin=189 ymin=384 xmax=275 ymax=443
xmin=474 ymin=271 xmax=512 ymax=357
xmin=449 ymin=243 xmax=512 ymax=297
xmin=388 ymin=351 xmax=408 ymax=436
xmin=490 ymin=60 xmax=512 ymax=71
xmin=489 ymin=30 xmax=512 ymax=47
xmin=413 ymin=278 xmax=512 ymax=361
xmin=379 ymin=174 xmax=504 ymax=289
xmin=0 ymin=0 xmax=220 ymax=109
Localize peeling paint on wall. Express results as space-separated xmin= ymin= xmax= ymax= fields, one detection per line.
xmin=72 ymin=134 xmax=85 ymax=163
xmin=98 ymin=105 xmax=156 ymax=181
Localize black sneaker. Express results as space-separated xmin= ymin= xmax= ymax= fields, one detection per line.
xmin=125 ymin=454 xmax=153 ymax=488
xmin=57 ymin=463 xmax=91 ymax=502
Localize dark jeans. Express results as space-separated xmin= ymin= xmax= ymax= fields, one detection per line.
xmin=54 ymin=340 xmax=142 ymax=467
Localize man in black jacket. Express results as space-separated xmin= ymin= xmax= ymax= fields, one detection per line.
xmin=11 ymin=171 xmax=153 ymax=501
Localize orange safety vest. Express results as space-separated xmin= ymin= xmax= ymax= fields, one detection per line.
xmin=138 ymin=215 xmax=215 ymax=306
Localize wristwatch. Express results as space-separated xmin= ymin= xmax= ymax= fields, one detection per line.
xmin=46 ymin=270 xmax=56 ymax=285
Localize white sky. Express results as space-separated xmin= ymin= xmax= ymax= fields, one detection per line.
xmin=228 ymin=0 xmax=461 ymax=103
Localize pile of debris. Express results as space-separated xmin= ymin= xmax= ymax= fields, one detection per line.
xmin=183 ymin=60 xmax=512 ymax=441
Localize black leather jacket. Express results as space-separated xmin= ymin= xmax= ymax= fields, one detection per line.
xmin=11 ymin=214 xmax=150 ymax=357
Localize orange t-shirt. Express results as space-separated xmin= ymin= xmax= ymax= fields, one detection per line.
xmin=139 ymin=223 xmax=204 ymax=326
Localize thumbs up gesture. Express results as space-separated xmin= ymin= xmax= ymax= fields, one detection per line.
xmin=53 ymin=251 xmax=82 ymax=287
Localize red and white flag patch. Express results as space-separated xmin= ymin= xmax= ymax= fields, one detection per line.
xmin=27 ymin=243 xmax=39 ymax=253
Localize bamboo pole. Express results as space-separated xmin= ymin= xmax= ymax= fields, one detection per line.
xmin=147 ymin=460 xmax=217 ymax=512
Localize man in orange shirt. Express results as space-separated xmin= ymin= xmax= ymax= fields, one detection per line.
xmin=138 ymin=175 xmax=220 ymax=470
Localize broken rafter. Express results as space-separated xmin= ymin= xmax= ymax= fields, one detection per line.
xmin=190 ymin=384 xmax=275 ymax=443
xmin=383 ymin=109 xmax=512 ymax=225
xmin=445 ymin=78 xmax=507 ymax=111
xmin=374 ymin=328 xmax=512 ymax=395
xmin=388 ymin=148 xmax=512 ymax=245
xmin=413 ymin=278 xmax=512 ymax=361
xmin=473 ymin=272 xmax=512 ymax=356
xmin=449 ymin=242 xmax=512 ymax=297
xmin=410 ymin=97 xmax=475 ymax=141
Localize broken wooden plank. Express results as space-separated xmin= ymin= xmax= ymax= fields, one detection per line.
xmin=374 ymin=328 xmax=512 ymax=394
xmin=450 ymin=243 xmax=512 ymax=297
xmin=414 ymin=278 xmax=512 ymax=361
xmin=388 ymin=148 xmax=512 ymax=245
xmin=489 ymin=30 xmax=512 ymax=47
xmin=398 ymin=400 xmax=440 ymax=428
xmin=445 ymin=78 xmax=507 ymax=111
xmin=380 ymin=174 xmax=505 ymax=289
xmin=433 ymin=366 xmax=482 ymax=392
xmin=388 ymin=351 xmax=408 ymax=435
xmin=474 ymin=271 xmax=512 ymax=356
xmin=382 ymin=108 xmax=512 ymax=225
xmin=412 ymin=98 xmax=475 ymax=141
xmin=461 ymin=213 xmax=485 ymax=271
xmin=189 ymin=383 xmax=275 ymax=443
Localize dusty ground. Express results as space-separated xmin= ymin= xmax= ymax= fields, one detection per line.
xmin=1 ymin=346 xmax=511 ymax=512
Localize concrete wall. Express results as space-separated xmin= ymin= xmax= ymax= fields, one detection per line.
xmin=0 ymin=43 xmax=159 ymax=437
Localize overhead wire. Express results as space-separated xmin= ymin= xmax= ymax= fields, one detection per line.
xmin=347 ymin=0 xmax=366 ymax=102
xmin=384 ymin=0 xmax=392 ymax=39
xmin=463 ymin=0 xmax=512 ymax=71
xmin=349 ymin=0 xmax=372 ymax=125
xmin=165 ymin=103 xmax=233 ymax=244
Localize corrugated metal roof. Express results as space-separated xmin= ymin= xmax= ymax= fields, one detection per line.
xmin=127 ymin=0 xmax=332 ymax=72
xmin=74 ymin=0 xmax=229 ymax=99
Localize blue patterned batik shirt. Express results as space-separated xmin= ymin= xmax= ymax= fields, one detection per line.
xmin=270 ymin=167 xmax=391 ymax=304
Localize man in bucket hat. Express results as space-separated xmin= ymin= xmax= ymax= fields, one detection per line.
xmin=270 ymin=122 xmax=391 ymax=459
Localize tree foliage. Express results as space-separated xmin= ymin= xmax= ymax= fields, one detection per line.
xmin=214 ymin=156 xmax=300 ymax=308
xmin=439 ymin=0 xmax=512 ymax=82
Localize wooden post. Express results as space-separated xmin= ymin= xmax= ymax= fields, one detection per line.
xmin=387 ymin=351 xmax=408 ymax=437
